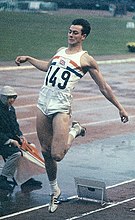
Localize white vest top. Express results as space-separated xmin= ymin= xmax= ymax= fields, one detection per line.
xmin=43 ymin=47 xmax=87 ymax=93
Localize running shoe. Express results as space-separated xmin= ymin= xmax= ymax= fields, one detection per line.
xmin=48 ymin=188 xmax=61 ymax=213
xmin=72 ymin=121 xmax=86 ymax=137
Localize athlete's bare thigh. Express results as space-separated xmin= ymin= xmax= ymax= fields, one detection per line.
xmin=51 ymin=113 xmax=70 ymax=159
xmin=36 ymin=108 xmax=53 ymax=151
xmin=36 ymin=108 xmax=70 ymax=159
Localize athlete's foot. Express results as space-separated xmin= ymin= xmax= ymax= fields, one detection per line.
xmin=48 ymin=188 xmax=61 ymax=213
xmin=72 ymin=121 xmax=86 ymax=138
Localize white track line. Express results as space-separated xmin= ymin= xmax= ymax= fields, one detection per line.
xmin=0 ymin=195 xmax=76 ymax=220
xmin=16 ymin=103 xmax=111 ymax=111
xmin=65 ymin=179 xmax=135 ymax=220
xmin=22 ymin=115 xmax=135 ymax=136
xmin=106 ymin=178 xmax=135 ymax=189
xmin=65 ymin=178 xmax=135 ymax=220
xmin=0 ymin=66 xmax=35 ymax=71
xmin=0 ymin=58 xmax=135 ymax=72
xmin=15 ymin=95 xmax=104 ymax=109
xmin=1 ymin=179 xmax=135 ymax=220
xmin=66 ymin=197 xmax=135 ymax=220
xmin=0 ymin=204 xmax=49 ymax=220
xmin=97 ymin=58 xmax=135 ymax=64
xmin=20 ymin=114 xmax=134 ymax=125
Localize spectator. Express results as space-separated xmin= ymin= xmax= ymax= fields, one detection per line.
xmin=0 ymin=86 xmax=42 ymax=191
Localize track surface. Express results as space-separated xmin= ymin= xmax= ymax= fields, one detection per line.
xmin=0 ymin=56 xmax=135 ymax=219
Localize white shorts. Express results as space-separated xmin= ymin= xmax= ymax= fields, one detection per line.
xmin=37 ymin=86 xmax=72 ymax=117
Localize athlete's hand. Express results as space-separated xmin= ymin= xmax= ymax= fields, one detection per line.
xmin=119 ymin=109 xmax=128 ymax=123
xmin=15 ymin=56 xmax=28 ymax=66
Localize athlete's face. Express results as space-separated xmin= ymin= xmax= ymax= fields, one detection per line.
xmin=68 ymin=25 xmax=86 ymax=45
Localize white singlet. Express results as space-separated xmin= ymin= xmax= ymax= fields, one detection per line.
xmin=37 ymin=47 xmax=87 ymax=116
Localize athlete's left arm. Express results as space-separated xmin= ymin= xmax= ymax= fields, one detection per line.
xmin=81 ymin=54 xmax=128 ymax=123
xmin=15 ymin=56 xmax=51 ymax=72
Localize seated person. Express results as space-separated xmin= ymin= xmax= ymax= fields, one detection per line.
xmin=0 ymin=86 xmax=42 ymax=191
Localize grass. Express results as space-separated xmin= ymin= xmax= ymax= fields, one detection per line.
xmin=0 ymin=10 xmax=135 ymax=61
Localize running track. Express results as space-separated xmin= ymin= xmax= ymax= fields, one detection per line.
xmin=0 ymin=57 xmax=135 ymax=219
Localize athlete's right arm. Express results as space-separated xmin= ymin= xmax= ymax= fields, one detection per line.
xmin=15 ymin=56 xmax=51 ymax=72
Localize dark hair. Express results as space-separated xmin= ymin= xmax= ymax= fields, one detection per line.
xmin=72 ymin=18 xmax=91 ymax=37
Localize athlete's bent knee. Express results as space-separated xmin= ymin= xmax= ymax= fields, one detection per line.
xmin=51 ymin=151 xmax=67 ymax=162
xmin=42 ymin=148 xmax=68 ymax=162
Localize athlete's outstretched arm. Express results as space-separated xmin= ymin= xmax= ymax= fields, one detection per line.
xmin=83 ymin=54 xmax=129 ymax=123
xmin=15 ymin=56 xmax=50 ymax=72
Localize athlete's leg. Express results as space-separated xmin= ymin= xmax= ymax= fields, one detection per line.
xmin=51 ymin=115 xmax=86 ymax=159
xmin=36 ymin=109 xmax=86 ymax=212
xmin=36 ymin=110 xmax=64 ymax=213
xmin=47 ymin=113 xmax=70 ymax=212
xmin=51 ymin=113 xmax=70 ymax=161
xmin=37 ymin=110 xmax=86 ymax=180
xmin=68 ymin=121 xmax=86 ymax=145
xmin=36 ymin=108 xmax=57 ymax=181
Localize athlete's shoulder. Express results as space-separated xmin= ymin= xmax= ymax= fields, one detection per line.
xmin=81 ymin=53 xmax=98 ymax=70
xmin=81 ymin=52 xmax=96 ymax=64
xmin=56 ymin=47 xmax=66 ymax=53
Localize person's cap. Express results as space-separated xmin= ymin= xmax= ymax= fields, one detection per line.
xmin=0 ymin=86 xmax=17 ymax=96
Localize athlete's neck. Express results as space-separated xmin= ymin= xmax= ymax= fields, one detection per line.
xmin=66 ymin=45 xmax=83 ymax=54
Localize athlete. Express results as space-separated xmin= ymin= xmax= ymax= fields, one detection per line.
xmin=15 ymin=18 xmax=128 ymax=212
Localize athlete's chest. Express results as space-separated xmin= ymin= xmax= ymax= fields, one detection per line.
xmin=52 ymin=56 xmax=74 ymax=70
